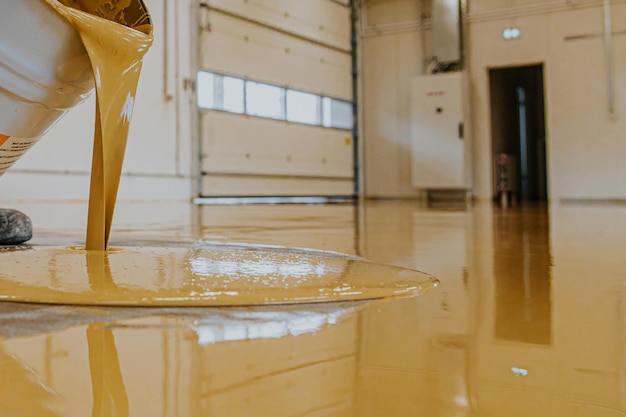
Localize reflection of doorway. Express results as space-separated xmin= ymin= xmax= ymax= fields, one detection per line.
xmin=489 ymin=65 xmax=547 ymax=202
xmin=493 ymin=206 xmax=552 ymax=345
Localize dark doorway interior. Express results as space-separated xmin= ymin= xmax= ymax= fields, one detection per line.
xmin=489 ymin=65 xmax=547 ymax=202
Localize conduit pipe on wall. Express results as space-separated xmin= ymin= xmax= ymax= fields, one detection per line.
xmin=163 ymin=0 xmax=174 ymax=101
xmin=603 ymin=0 xmax=614 ymax=115
xmin=459 ymin=0 xmax=468 ymax=69
xmin=173 ymin=0 xmax=182 ymax=176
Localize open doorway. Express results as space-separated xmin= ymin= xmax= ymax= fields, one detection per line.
xmin=489 ymin=65 xmax=547 ymax=202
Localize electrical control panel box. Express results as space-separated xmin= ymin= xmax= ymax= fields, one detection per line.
xmin=410 ymin=72 xmax=471 ymax=190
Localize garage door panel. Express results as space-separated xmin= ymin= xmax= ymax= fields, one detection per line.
xmin=201 ymin=112 xmax=353 ymax=178
xmin=208 ymin=0 xmax=351 ymax=50
xmin=201 ymin=14 xmax=352 ymax=100
xmin=201 ymin=176 xmax=354 ymax=197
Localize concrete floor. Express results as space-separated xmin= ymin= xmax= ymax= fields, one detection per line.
xmin=0 ymin=199 xmax=624 ymax=416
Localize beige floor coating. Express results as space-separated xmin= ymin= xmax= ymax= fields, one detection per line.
xmin=0 ymin=199 xmax=624 ymax=416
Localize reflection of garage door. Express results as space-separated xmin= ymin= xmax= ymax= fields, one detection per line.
xmin=197 ymin=0 xmax=354 ymax=197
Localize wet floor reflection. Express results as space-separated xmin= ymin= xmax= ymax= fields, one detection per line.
xmin=0 ymin=200 xmax=623 ymax=416
xmin=0 ymin=345 xmax=60 ymax=417
xmin=87 ymin=325 xmax=128 ymax=417
xmin=493 ymin=206 xmax=552 ymax=345
xmin=0 ymin=303 xmax=365 ymax=417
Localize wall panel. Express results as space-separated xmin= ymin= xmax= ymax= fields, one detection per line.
xmin=202 ymin=113 xmax=353 ymax=179
xmin=362 ymin=25 xmax=424 ymax=198
xmin=201 ymin=13 xmax=352 ymax=100
xmin=201 ymin=176 xmax=354 ymax=197
xmin=208 ymin=0 xmax=351 ymax=50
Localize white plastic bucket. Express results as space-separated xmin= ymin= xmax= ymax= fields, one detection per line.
xmin=0 ymin=0 xmax=94 ymax=176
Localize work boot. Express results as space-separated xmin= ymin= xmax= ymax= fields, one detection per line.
xmin=0 ymin=209 xmax=32 ymax=245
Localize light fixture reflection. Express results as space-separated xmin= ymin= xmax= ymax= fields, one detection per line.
xmin=194 ymin=307 xmax=355 ymax=345
xmin=511 ymin=367 xmax=529 ymax=377
xmin=189 ymin=256 xmax=338 ymax=279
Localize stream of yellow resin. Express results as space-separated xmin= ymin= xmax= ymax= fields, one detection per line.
xmin=42 ymin=0 xmax=153 ymax=251
xmin=0 ymin=244 xmax=438 ymax=306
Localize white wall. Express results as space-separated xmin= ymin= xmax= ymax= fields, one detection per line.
xmin=470 ymin=0 xmax=626 ymax=200
xmin=362 ymin=0 xmax=626 ymax=200
xmin=0 ymin=0 xmax=196 ymax=202
xmin=361 ymin=0 xmax=426 ymax=198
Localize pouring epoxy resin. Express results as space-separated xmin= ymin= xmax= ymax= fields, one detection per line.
xmin=0 ymin=243 xmax=438 ymax=306
xmin=0 ymin=0 xmax=153 ymax=250
xmin=41 ymin=0 xmax=153 ymax=250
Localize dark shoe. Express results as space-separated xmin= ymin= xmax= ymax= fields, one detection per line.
xmin=0 ymin=209 xmax=32 ymax=245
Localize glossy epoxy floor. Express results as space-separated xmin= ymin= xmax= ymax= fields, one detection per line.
xmin=0 ymin=199 xmax=624 ymax=416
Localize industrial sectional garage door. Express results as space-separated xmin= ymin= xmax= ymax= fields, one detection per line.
xmin=197 ymin=0 xmax=354 ymax=197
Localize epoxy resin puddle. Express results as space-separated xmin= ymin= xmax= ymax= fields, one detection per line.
xmin=0 ymin=243 xmax=438 ymax=306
